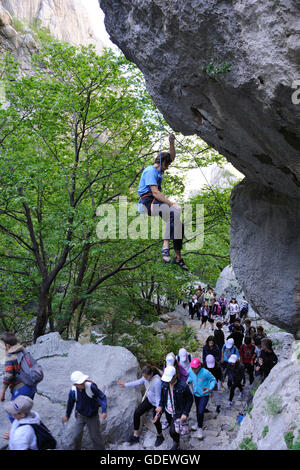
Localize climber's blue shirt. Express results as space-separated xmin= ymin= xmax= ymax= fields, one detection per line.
xmin=138 ymin=165 xmax=164 ymax=197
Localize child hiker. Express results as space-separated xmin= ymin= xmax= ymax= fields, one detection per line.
xmin=118 ymin=365 xmax=164 ymax=447
xmin=187 ymin=357 xmax=216 ymax=440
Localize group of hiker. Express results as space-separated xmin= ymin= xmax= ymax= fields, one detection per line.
xmin=184 ymin=286 xmax=250 ymax=330
xmin=1 ymin=304 xmax=278 ymax=451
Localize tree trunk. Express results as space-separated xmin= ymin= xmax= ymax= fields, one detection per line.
xmin=33 ymin=282 xmax=50 ymax=342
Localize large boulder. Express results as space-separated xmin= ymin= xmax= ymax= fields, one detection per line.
xmin=100 ymin=0 xmax=300 ymax=337
xmin=0 ymin=333 xmax=141 ymax=449
xmin=215 ymin=264 xmax=259 ymax=320
xmin=230 ymin=341 xmax=300 ymax=450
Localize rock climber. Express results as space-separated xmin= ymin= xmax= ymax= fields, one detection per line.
xmin=137 ymin=133 xmax=188 ymax=271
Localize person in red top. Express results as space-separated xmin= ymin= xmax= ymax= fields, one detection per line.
xmin=239 ymin=335 xmax=256 ymax=385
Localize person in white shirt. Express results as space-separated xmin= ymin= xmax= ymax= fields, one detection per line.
xmin=118 ymin=365 xmax=163 ymax=447
xmin=2 ymin=395 xmax=39 ymax=450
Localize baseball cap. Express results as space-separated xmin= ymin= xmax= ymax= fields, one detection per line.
xmin=165 ymin=353 xmax=175 ymax=366
xmin=178 ymin=348 xmax=188 ymax=360
xmin=161 ymin=366 xmax=177 ymax=383
xmin=4 ymin=395 xmax=34 ymax=416
xmin=190 ymin=357 xmax=201 ymax=369
xmin=206 ymin=354 xmax=215 ymax=368
xmin=71 ymin=370 xmax=89 ymax=384
xmin=225 ymin=338 xmax=234 ymax=348
xmin=228 ymin=354 xmax=238 ymax=364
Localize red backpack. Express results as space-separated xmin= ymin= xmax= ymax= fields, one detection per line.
xmin=241 ymin=344 xmax=254 ymax=362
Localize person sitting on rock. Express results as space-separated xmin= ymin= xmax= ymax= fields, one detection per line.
xmin=154 ymin=365 xmax=193 ymax=450
xmin=62 ymin=370 xmax=107 ymax=450
xmin=137 ymin=133 xmax=187 ymax=271
xmin=118 ymin=365 xmax=164 ymax=448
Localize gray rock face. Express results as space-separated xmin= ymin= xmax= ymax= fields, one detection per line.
xmin=100 ymin=0 xmax=300 ymax=336
xmin=1 ymin=0 xmax=104 ymax=52
xmin=0 ymin=333 xmax=141 ymax=449
xmin=231 ymin=180 xmax=300 ymax=336
xmin=215 ymin=264 xmax=259 ymax=320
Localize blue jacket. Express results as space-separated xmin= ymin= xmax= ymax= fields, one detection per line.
xmin=66 ymin=382 xmax=107 ymax=418
xmin=187 ymin=367 xmax=216 ymax=397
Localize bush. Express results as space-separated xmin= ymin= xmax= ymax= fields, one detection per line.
xmin=239 ymin=437 xmax=257 ymax=450
xmin=264 ymin=395 xmax=283 ymax=416
xmin=284 ymin=431 xmax=294 ymax=450
xmin=262 ymin=426 xmax=269 ymax=438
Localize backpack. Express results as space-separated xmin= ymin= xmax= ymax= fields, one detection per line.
xmin=241 ymin=344 xmax=254 ymax=362
xmin=17 ymin=350 xmax=44 ymax=387
xmin=19 ymin=422 xmax=56 ymax=450
xmin=214 ymin=303 xmax=221 ymax=315
xmin=177 ymin=354 xmax=192 ymax=364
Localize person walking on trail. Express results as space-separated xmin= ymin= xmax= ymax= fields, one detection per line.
xmin=176 ymin=348 xmax=193 ymax=380
xmin=154 ymin=366 xmax=193 ymax=450
xmin=244 ymin=318 xmax=256 ymax=340
xmin=0 ymin=332 xmax=38 ymax=422
xmin=221 ymin=338 xmax=240 ymax=372
xmin=228 ymin=298 xmax=240 ymax=324
xmin=200 ymin=302 xmax=210 ymax=329
xmin=205 ymin=355 xmax=223 ymax=414
xmin=202 ymin=336 xmax=221 ymax=366
xmin=187 ymin=357 xmax=216 ymax=440
xmin=2 ymin=396 xmax=40 ymax=450
xmin=62 ymin=371 xmax=107 ymax=450
xmin=240 ymin=296 xmax=249 ymax=320
xmin=239 ymin=335 xmax=256 ymax=385
xmin=118 ymin=365 xmax=164 ymax=447
xmin=227 ymin=323 xmax=244 ymax=349
xmin=137 ymin=133 xmax=187 ymax=271
xmin=255 ymin=338 xmax=278 ymax=381
xmin=218 ymin=294 xmax=227 ymax=318
xmin=224 ymin=354 xmax=245 ymax=408
xmin=214 ymin=321 xmax=225 ymax=351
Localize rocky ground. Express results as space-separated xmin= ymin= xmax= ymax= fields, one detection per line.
xmin=107 ymin=306 xmax=253 ymax=451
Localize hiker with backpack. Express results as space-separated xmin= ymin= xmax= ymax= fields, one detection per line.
xmin=218 ymin=294 xmax=227 ymax=318
xmin=2 ymin=395 xmax=56 ymax=450
xmin=118 ymin=365 xmax=164 ymax=447
xmin=62 ymin=370 xmax=107 ymax=450
xmin=239 ymin=335 xmax=256 ymax=385
xmin=0 ymin=332 xmax=43 ymax=422
xmin=154 ymin=365 xmax=193 ymax=450
xmin=240 ymin=296 xmax=249 ymax=320
xmin=221 ymin=338 xmax=240 ymax=372
xmin=176 ymin=348 xmax=193 ymax=380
